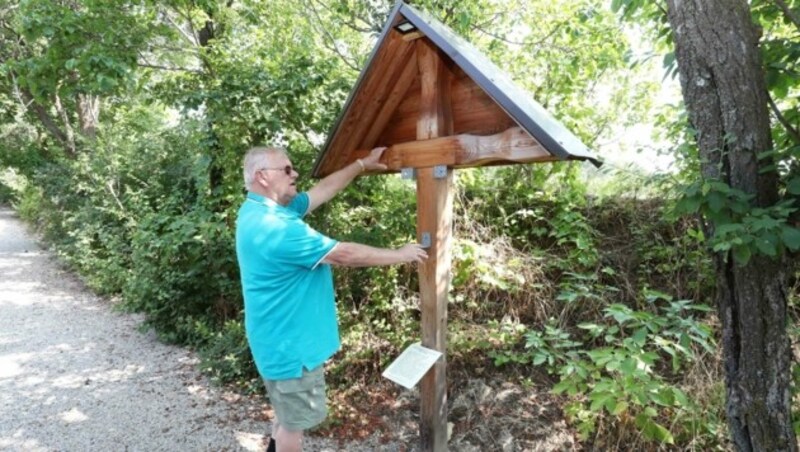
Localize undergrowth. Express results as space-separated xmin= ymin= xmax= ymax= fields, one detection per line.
xmin=5 ymin=147 xmax=738 ymax=448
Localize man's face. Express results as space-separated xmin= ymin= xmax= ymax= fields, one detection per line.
xmin=260 ymin=154 xmax=298 ymax=205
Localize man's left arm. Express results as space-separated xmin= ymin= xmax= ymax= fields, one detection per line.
xmin=306 ymin=147 xmax=388 ymax=214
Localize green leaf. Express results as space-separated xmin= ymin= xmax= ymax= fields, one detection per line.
xmin=651 ymin=388 xmax=675 ymax=406
xmin=673 ymin=389 xmax=689 ymax=407
xmin=675 ymin=196 xmax=701 ymax=214
xmin=781 ymin=226 xmax=800 ymax=251
xmin=611 ymin=400 xmax=628 ymax=415
xmin=732 ymin=245 xmax=751 ymax=264
xmin=755 ymin=233 xmax=778 ymax=257
xmin=632 ymin=327 xmax=649 ymax=345
xmin=553 ymin=379 xmax=573 ymax=395
xmin=620 ymin=357 xmax=637 ymax=375
xmin=590 ymin=392 xmax=614 ymax=411
xmin=706 ymin=191 xmax=725 ymax=212
xmin=636 ymin=415 xmax=675 ymax=444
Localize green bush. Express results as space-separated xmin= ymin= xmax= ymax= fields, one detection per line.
xmin=200 ymin=319 xmax=262 ymax=393
xmin=124 ymin=205 xmax=241 ymax=345
xmin=519 ymin=294 xmax=718 ymax=447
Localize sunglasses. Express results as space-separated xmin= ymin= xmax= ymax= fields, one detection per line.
xmin=260 ymin=165 xmax=294 ymax=176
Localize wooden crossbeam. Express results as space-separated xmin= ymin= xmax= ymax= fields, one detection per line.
xmin=352 ymin=126 xmax=555 ymax=171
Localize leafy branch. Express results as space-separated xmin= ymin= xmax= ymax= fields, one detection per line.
xmin=768 ymin=91 xmax=800 ymax=145
xmin=773 ymin=0 xmax=800 ymax=31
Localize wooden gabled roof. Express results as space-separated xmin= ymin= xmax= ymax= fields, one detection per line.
xmin=312 ymin=1 xmax=601 ymax=178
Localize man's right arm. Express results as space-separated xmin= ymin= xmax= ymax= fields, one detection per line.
xmin=322 ymin=242 xmax=427 ymax=267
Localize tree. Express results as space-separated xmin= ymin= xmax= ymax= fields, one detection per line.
xmin=0 ymin=0 xmax=163 ymax=156
xmin=665 ymin=0 xmax=796 ymax=450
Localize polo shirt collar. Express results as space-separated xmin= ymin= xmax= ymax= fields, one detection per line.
xmin=246 ymin=191 xmax=297 ymax=213
xmin=246 ymin=191 xmax=274 ymax=205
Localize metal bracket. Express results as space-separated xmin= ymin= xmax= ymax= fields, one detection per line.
xmin=401 ymin=167 xmax=416 ymax=180
xmin=420 ymin=232 xmax=431 ymax=249
xmin=433 ymin=165 xmax=448 ymax=179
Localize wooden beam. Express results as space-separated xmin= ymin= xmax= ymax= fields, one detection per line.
xmin=351 ymin=126 xmax=555 ymax=171
xmin=416 ymin=38 xmax=452 ymax=452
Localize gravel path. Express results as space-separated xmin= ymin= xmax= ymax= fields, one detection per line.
xmin=0 ymin=206 xmax=370 ymax=452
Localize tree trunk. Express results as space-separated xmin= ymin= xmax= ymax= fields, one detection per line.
xmin=53 ymin=92 xmax=77 ymax=156
xmin=77 ymin=93 xmax=100 ymax=140
xmin=665 ymin=1 xmax=796 ymax=450
xmin=18 ymin=85 xmax=76 ymax=157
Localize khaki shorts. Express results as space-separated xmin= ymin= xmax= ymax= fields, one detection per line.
xmin=264 ymin=366 xmax=327 ymax=431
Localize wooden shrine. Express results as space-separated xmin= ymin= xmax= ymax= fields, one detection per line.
xmin=313 ymin=2 xmax=601 ymax=450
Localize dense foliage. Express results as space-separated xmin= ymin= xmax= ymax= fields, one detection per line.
xmin=2 ymin=0 xmax=798 ymax=449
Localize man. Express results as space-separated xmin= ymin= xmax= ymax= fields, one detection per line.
xmin=235 ymin=146 xmax=427 ymax=452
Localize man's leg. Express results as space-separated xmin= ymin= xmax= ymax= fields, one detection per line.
xmin=272 ymin=419 xmax=303 ymax=452
xmin=263 ymin=366 xmax=326 ymax=452
xmin=266 ymin=419 xmax=278 ymax=452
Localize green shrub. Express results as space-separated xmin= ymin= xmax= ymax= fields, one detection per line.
xmin=517 ymin=293 xmax=718 ymax=447
xmin=123 ymin=205 xmax=241 ymax=345
xmin=200 ymin=319 xmax=262 ymax=393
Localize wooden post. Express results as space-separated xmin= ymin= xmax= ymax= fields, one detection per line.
xmin=416 ymin=39 xmax=453 ymax=452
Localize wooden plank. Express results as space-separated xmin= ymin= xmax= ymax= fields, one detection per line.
xmin=378 ymin=77 xmax=518 ymax=145
xmin=450 ymin=77 xmax=518 ymax=135
xmin=319 ymin=31 xmax=415 ymax=175
xmin=360 ymin=46 xmax=419 ymax=152
xmin=335 ymin=37 xmax=414 ymax=169
xmin=416 ymin=38 xmax=452 ymax=452
xmin=351 ymin=126 xmax=554 ymax=171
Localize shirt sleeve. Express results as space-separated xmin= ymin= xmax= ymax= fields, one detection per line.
xmin=267 ymin=217 xmax=338 ymax=270
xmin=287 ymin=192 xmax=310 ymax=217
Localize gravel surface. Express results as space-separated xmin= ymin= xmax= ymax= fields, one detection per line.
xmin=0 ymin=206 xmax=383 ymax=452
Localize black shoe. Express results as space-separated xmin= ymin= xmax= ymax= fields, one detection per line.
xmin=266 ymin=437 xmax=276 ymax=452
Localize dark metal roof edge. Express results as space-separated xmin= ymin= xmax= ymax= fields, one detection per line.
xmin=398 ymin=3 xmax=602 ymax=168
xmin=312 ymin=1 xmax=406 ymax=178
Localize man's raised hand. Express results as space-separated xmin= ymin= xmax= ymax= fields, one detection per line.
xmin=362 ymin=147 xmax=389 ymax=172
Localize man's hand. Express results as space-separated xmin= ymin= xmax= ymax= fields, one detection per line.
xmin=397 ymin=244 xmax=428 ymax=263
xmin=361 ymin=147 xmax=389 ymax=172
xmin=307 ymin=146 xmax=390 ymax=214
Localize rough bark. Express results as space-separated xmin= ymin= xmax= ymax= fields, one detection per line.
xmin=666 ymin=1 xmax=796 ymax=450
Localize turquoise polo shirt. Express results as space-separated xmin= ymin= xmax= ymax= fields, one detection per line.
xmin=235 ymin=191 xmax=339 ymax=380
